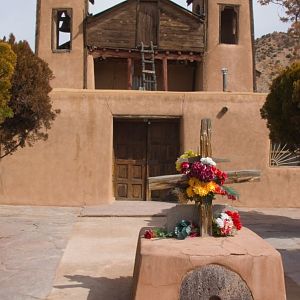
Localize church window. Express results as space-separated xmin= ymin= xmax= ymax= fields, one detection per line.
xmin=220 ymin=5 xmax=238 ymax=44
xmin=52 ymin=9 xmax=72 ymax=51
xmin=195 ymin=0 xmax=205 ymax=16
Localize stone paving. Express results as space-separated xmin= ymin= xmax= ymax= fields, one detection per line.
xmin=0 ymin=205 xmax=80 ymax=300
xmin=0 ymin=204 xmax=299 ymax=300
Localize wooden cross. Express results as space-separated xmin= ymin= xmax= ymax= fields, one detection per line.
xmin=148 ymin=118 xmax=261 ymax=192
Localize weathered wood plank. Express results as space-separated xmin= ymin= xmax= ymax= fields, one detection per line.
xmin=87 ymin=0 xmax=205 ymax=52
xmin=148 ymin=170 xmax=261 ymax=191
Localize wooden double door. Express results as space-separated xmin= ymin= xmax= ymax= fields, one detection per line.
xmin=113 ymin=118 xmax=180 ymax=201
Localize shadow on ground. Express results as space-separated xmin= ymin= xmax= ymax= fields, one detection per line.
xmin=54 ymin=275 xmax=132 ymax=300
xmin=285 ymin=274 xmax=300 ymax=300
xmin=239 ymin=211 xmax=300 ymax=239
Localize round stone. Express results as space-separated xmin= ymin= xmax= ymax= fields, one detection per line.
xmin=180 ymin=264 xmax=253 ymax=300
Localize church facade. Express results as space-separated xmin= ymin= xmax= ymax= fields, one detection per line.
xmin=0 ymin=0 xmax=299 ymax=207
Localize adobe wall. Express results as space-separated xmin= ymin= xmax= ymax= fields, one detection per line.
xmin=0 ymin=90 xmax=299 ymax=207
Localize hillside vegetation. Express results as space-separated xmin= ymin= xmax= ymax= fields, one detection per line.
xmin=255 ymin=31 xmax=299 ymax=92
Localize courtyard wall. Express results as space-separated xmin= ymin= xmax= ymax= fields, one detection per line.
xmin=0 ymin=90 xmax=299 ymax=207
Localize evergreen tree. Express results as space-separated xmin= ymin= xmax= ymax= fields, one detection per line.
xmin=0 ymin=35 xmax=58 ymax=158
xmin=260 ymin=62 xmax=300 ymax=149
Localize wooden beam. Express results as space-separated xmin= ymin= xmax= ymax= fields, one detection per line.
xmin=148 ymin=170 xmax=261 ymax=191
xmin=162 ymin=57 xmax=168 ymax=91
xmin=127 ymin=57 xmax=133 ymax=90
xmin=90 ymin=48 xmax=203 ymax=61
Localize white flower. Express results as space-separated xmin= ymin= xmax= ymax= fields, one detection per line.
xmin=200 ymin=157 xmax=216 ymax=166
xmin=220 ymin=212 xmax=229 ymax=220
xmin=215 ymin=218 xmax=224 ymax=228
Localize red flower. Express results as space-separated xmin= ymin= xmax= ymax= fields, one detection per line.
xmin=213 ymin=168 xmax=227 ymax=185
xmin=214 ymin=186 xmax=227 ymax=195
xmin=225 ymin=210 xmax=242 ymax=230
xmin=180 ymin=162 xmax=190 ymax=174
xmin=144 ymin=229 xmax=155 ymax=239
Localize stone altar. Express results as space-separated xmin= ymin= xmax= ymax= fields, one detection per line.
xmin=132 ymin=228 xmax=286 ymax=300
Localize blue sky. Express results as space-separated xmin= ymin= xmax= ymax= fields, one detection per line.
xmin=0 ymin=0 xmax=290 ymax=50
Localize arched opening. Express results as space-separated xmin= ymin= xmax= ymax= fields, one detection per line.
xmin=220 ymin=6 xmax=238 ymax=44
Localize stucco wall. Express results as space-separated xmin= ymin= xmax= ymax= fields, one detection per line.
xmin=0 ymin=90 xmax=299 ymax=207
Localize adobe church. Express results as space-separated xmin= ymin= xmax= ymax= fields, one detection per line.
xmin=0 ymin=0 xmax=298 ymax=207
xmin=35 ymin=0 xmax=255 ymax=92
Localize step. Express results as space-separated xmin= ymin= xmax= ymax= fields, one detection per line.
xmin=142 ymin=70 xmax=156 ymax=74
xmin=141 ymin=49 xmax=154 ymax=54
xmin=144 ymin=80 xmax=156 ymax=83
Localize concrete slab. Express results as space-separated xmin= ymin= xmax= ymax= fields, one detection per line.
xmin=80 ymin=201 xmax=176 ymax=217
xmin=47 ymin=217 xmax=166 ymax=300
xmin=0 ymin=205 xmax=80 ymax=300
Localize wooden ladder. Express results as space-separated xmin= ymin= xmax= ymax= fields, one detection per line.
xmin=140 ymin=41 xmax=157 ymax=91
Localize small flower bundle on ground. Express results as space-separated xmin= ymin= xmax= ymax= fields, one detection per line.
xmin=175 ymin=151 xmax=239 ymax=203
xmin=143 ymin=220 xmax=199 ymax=240
xmin=213 ymin=210 xmax=242 ymax=237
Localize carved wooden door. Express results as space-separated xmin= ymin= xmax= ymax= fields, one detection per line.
xmin=114 ymin=119 xmax=180 ymax=201
xmin=147 ymin=120 xmax=180 ymax=200
xmin=114 ymin=120 xmax=147 ymax=200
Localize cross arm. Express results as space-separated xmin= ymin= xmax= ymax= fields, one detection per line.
xmin=148 ymin=170 xmax=261 ymax=191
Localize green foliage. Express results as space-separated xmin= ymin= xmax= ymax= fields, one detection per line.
xmin=0 ymin=41 xmax=16 ymax=123
xmin=260 ymin=62 xmax=300 ymax=148
xmin=221 ymin=186 xmax=240 ymax=200
xmin=0 ymin=35 xmax=58 ymax=158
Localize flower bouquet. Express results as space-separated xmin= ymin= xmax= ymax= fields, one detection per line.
xmin=175 ymin=150 xmax=239 ymax=236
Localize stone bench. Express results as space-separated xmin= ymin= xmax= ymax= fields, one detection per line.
xmin=132 ymin=228 xmax=286 ymax=300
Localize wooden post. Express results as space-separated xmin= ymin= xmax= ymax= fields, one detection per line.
xmin=162 ymin=57 xmax=168 ymax=91
xmin=127 ymin=57 xmax=133 ymax=90
xmin=200 ymin=119 xmax=212 ymax=157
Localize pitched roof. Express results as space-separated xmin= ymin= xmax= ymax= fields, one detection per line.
xmin=89 ymin=0 xmax=201 ymax=22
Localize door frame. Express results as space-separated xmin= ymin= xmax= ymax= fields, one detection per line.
xmin=113 ymin=116 xmax=182 ymax=201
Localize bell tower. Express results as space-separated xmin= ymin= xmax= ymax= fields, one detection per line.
xmin=190 ymin=0 xmax=206 ymax=16
xmin=190 ymin=0 xmax=255 ymax=92
xmin=35 ymin=0 xmax=90 ymax=89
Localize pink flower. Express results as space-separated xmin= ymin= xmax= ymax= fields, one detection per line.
xmin=220 ymin=219 xmax=233 ymax=236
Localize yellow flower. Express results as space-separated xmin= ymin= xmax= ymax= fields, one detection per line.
xmin=188 ymin=177 xmax=199 ymax=187
xmin=186 ymin=186 xmax=195 ymax=197
xmin=180 ymin=150 xmax=196 ymax=159
xmin=175 ymin=161 xmax=182 ymax=172
xmin=193 ymin=184 xmax=209 ymax=197
xmin=207 ymin=181 xmax=217 ymax=192
xmin=192 ymin=181 xmax=216 ymax=197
